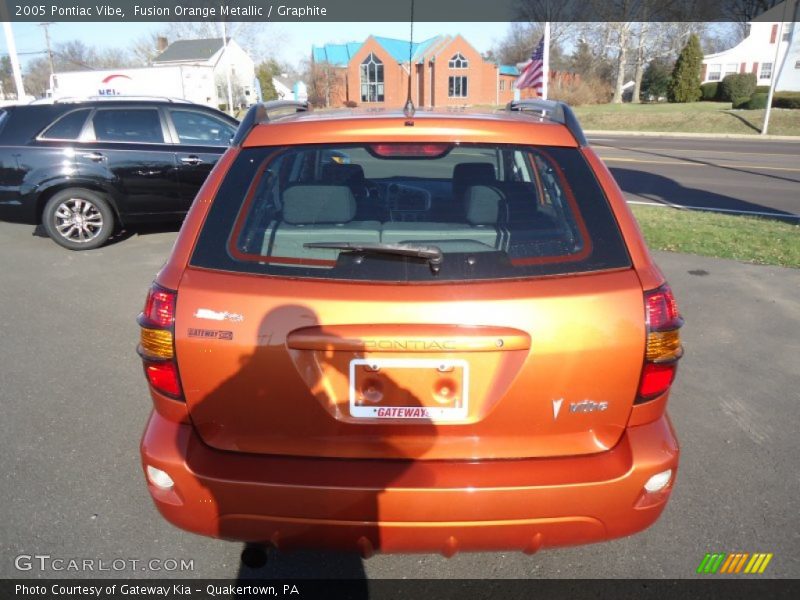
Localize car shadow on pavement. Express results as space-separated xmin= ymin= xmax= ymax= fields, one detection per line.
xmin=610 ymin=167 xmax=799 ymax=221
xmin=236 ymin=545 xmax=369 ymax=591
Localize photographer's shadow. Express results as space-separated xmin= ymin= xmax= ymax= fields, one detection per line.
xmin=187 ymin=304 xmax=438 ymax=587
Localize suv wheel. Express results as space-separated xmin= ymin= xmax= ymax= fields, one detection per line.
xmin=42 ymin=189 xmax=114 ymax=250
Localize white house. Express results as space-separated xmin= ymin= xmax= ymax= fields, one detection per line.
xmin=153 ymin=38 xmax=259 ymax=108
xmin=272 ymin=75 xmax=293 ymax=100
xmin=701 ymin=22 xmax=799 ymax=92
xmin=272 ymin=74 xmax=309 ymax=102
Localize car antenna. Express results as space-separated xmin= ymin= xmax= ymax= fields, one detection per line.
xmin=404 ymin=0 xmax=416 ymax=120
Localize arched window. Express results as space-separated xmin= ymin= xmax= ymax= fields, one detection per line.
xmin=360 ymin=53 xmax=384 ymax=102
xmin=449 ymin=53 xmax=469 ymax=69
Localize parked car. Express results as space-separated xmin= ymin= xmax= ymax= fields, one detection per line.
xmin=138 ymin=99 xmax=684 ymax=555
xmin=0 ymin=97 xmax=238 ymax=250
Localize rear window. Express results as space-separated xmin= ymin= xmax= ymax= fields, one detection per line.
xmin=39 ymin=109 xmax=91 ymax=140
xmin=91 ymin=108 xmax=164 ymax=144
xmin=191 ymin=143 xmax=630 ymax=282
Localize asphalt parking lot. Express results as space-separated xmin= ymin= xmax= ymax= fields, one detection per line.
xmin=1 ymin=220 xmax=798 ymax=580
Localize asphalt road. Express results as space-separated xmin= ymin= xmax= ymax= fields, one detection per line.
xmin=1 ymin=220 xmax=798 ymax=581
xmin=589 ymin=135 xmax=800 ymax=219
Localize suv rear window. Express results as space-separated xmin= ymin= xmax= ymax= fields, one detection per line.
xmin=192 ymin=143 xmax=630 ymax=282
xmin=39 ymin=109 xmax=91 ymax=140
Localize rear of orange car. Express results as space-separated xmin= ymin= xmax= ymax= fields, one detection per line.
xmin=138 ymin=103 xmax=682 ymax=555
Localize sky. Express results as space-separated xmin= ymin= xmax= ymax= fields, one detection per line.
xmin=0 ymin=21 xmax=512 ymax=70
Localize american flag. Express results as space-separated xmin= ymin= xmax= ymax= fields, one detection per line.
xmin=515 ymin=37 xmax=545 ymax=94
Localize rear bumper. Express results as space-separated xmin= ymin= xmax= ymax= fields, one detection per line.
xmin=140 ymin=412 xmax=679 ymax=555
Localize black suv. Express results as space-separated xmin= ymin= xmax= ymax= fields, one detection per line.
xmin=0 ymin=98 xmax=238 ymax=249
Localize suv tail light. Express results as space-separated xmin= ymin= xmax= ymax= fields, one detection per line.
xmin=637 ymin=284 xmax=684 ymax=403
xmin=137 ymin=284 xmax=183 ymax=399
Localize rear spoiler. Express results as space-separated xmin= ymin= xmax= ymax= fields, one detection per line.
xmin=505 ymin=99 xmax=587 ymax=147
xmin=232 ymin=101 xmax=310 ymax=146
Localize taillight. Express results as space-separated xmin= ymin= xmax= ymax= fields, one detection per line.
xmin=637 ymin=284 xmax=684 ymax=403
xmin=143 ymin=361 xmax=182 ymax=398
xmin=137 ymin=284 xmax=183 ymax=400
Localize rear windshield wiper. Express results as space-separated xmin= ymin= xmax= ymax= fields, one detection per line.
xmin=304 ymin=241 xmax=444 ymax=274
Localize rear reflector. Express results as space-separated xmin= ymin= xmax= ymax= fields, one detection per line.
xmin=637 ymin=362 xmax=677 ymax=400
xmin=145 ymin=465 xmax=174 ymax=490
xmin=144 ymin=360 xmax=182 ymax=398
xmin=140 ymin=328 xmax=174 ymax=359
xmin=644 ymin=469 xmax=673 ymax=493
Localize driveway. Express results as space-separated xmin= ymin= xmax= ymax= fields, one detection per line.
xmin=0 ymin=221 xmax=798 ymax=579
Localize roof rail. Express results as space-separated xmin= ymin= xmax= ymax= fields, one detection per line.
xmin=232 ymin=100 xmax=310 ymax=146
xmin=505 ymin=99 xmax=587 ymax=147
xmin=53 ymin=95 xmax=193 ymax=104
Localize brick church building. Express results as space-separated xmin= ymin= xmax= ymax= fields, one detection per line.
xmin=311 ymin=34 xmax=522 ymax=108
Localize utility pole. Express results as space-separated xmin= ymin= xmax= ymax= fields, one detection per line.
xmin=39 ymin=22 xmax=56 ymax=78
xmin=1 ymin=22 xmax=26 ymax=100
xmin=763 ymin=0 xmax=794 ymax=135
xmin=219 ymin=21 xmax=234 ymax=115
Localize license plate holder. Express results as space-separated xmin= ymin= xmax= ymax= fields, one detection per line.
xmin=349 ymin=358 xmax=469 ymax=421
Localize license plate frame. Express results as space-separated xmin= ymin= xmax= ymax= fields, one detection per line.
xmin=349 ymin=358 xmax=469 ymax=421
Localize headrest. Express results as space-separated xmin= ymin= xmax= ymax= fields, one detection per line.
xmin=282 ymin=185 xmax=356 ymax=225
xmin=465 ymin=185 xmax=503 ymax=225
xmin=321 ymin=163 xmax=366 ymax=185
xmin=452 ymin=162 xmax=496 ymax=186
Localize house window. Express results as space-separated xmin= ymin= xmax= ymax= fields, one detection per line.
xmin=782 ymin=25 xmax=790 ymax=41
xmin=360 ymin=53 xmax=384 ymax=102
xmin=707 ymin=64 xmax=721 ymax=81
xmin=449 ymin=53 xmax=469 ymax=69
xmin=725 ymin=63 xmax=737 ymax=76
xmin=795 ymin=60 xmax=800 ymax=69
xmin=449 ymin=76 xmax=468 ymax=97
xmin=499 ymin=79 xmax=505 ymax=92
xmin=760 ymin=62 xmax=773 ymax=79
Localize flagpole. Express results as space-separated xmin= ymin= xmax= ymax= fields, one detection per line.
xmin=542 ymin=22 xmax=550 ymax=100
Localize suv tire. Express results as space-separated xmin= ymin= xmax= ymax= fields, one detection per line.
xmin=42 ymin=189 xmax=115 ymax=251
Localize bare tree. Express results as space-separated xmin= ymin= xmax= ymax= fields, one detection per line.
xmin=305 ymin=60 xmax=344 ymax=108
xmin=722 ymin=0 xmax=784 ymax=38
xmin=162 ymin=22 xmax=283 ymax=64
xmin=493 ymin=22 xmax=573 ymax=69
xmin=130 ymin=32 xmax=164 ymax=66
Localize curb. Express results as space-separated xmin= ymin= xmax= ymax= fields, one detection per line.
xmin=584 ymin=129 xmax=800 ymax=141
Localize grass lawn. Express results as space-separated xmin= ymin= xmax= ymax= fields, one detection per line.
xmin=631 ymin=204 xmax=800 ymax=268
xmin=573 ymin=102 xmax=800 ymax=136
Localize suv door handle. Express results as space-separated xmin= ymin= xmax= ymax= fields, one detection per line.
xmin=82 ymin=152 xmax=105 ymax=162
xmin=180 ymin=155 xmax=203 ymax=165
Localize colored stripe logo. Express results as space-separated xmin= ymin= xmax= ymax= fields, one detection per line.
xmin=697 ymin=552 xmax=773 ymax=574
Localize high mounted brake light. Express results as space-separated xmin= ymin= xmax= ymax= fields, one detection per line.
xmin=137 ymin=284 xmax=183 ymax=400
xmin=369 ymin=143 xmax=451 ymax=158
xmin=637 ymin=284 xmax=684 ymax=402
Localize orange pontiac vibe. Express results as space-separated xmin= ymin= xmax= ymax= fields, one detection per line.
xmin=138 ymin=99 xmax=683 ymax=556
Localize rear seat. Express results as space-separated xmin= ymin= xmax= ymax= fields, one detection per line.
xmin=381 ymin=185 xmax=503 ymax=251
xmin=262 ymin=185 xmax=380 ymax=261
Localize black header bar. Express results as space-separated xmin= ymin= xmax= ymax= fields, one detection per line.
xmin=0 ymin=0 xmax=796 ymax=22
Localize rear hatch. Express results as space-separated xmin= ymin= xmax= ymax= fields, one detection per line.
xmin=176 ymin=137 xmax=643 ymax=460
